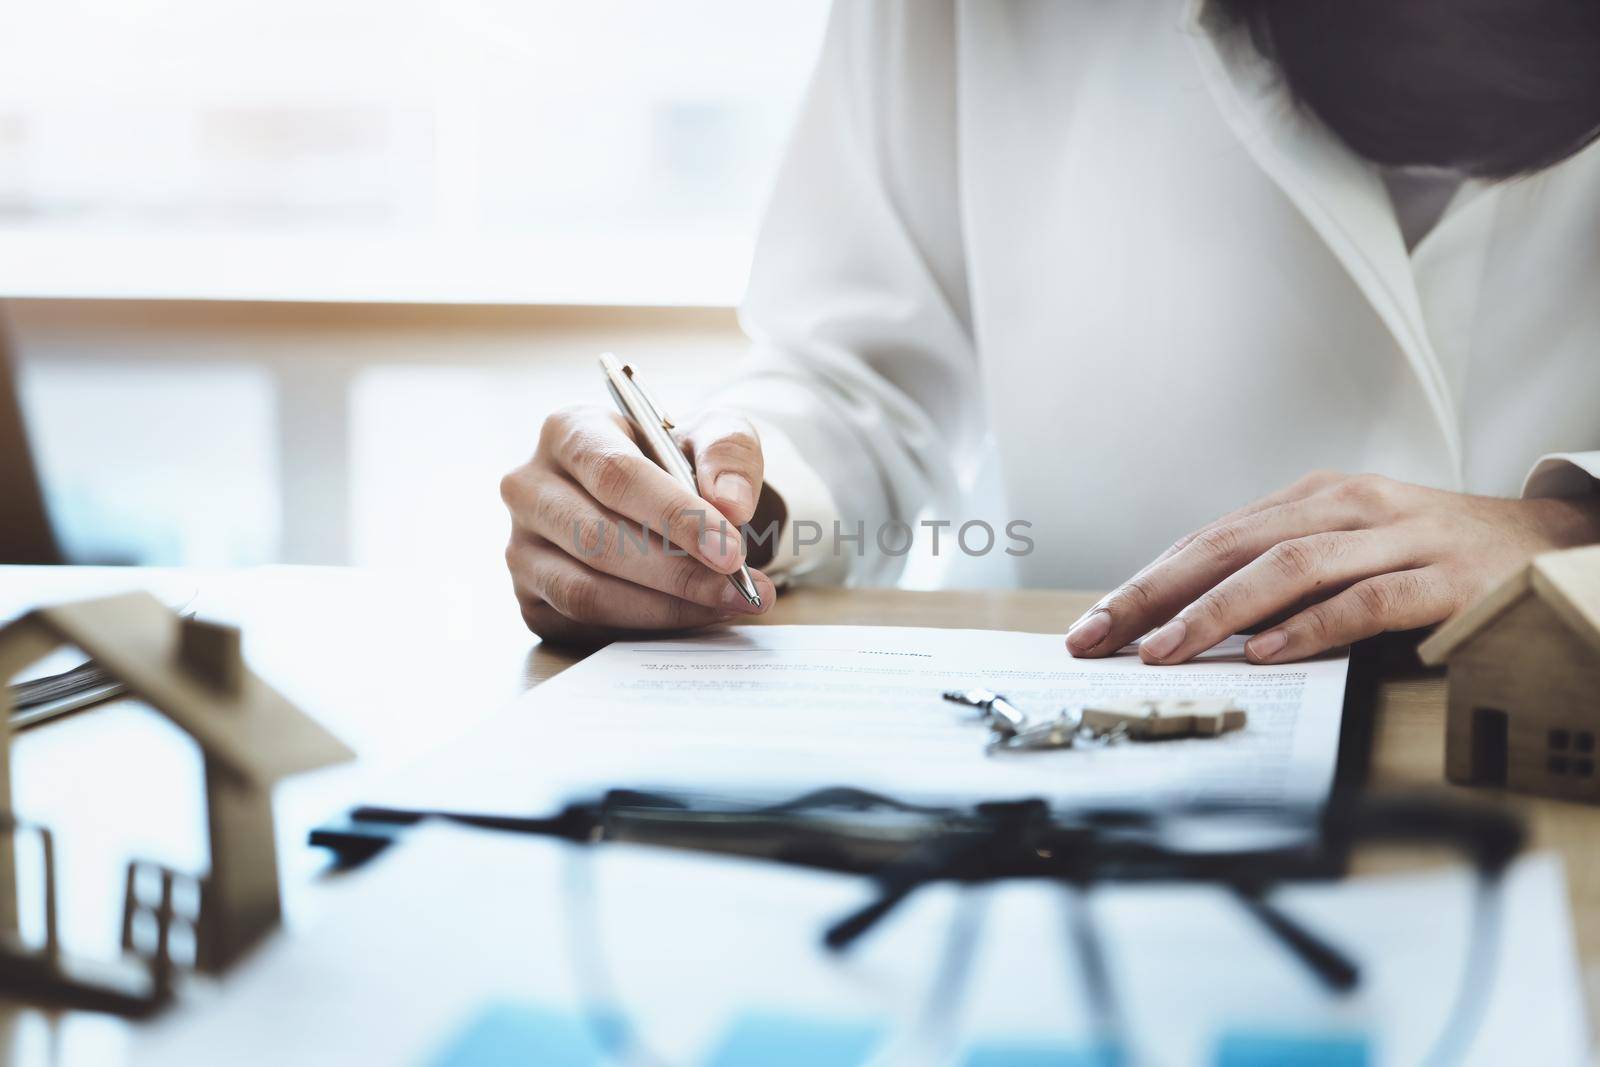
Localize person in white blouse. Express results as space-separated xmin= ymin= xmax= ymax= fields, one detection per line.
xmin=501 ymin=0 xmax=1600 ymax=665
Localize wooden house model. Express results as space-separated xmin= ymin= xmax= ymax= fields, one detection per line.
xmin=1419 ymin=545 xmax=1600 ymax=804
xmin=0 ymin=592 xmax=353 ymax=976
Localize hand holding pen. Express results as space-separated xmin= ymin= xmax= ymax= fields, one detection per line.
xmin=499 ymin=354 xmax=775 ymax=642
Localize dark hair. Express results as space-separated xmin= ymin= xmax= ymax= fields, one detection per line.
xmin=1216 ymin=0 xmax=1600 ymax=178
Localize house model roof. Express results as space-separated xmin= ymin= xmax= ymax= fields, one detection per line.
xmin=0 ymin=591 xmax=353 ymax=785
xmin=1419 ymin=544 xmax=1600 ymax=666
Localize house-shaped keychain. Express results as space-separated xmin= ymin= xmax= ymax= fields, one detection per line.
xmin=1420 ymin=544 xmax=1600 ymax=803
xmin=0 ymin=591 xmax=353 ymax=1013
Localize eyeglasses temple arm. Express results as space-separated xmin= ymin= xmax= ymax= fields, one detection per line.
xmin=1231 ymin=885 xmax=1361 ymax=993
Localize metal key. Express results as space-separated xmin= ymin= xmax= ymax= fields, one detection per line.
xmin=987 ymin=713 xmax=1080 ymax=753
xmin=989 ymin=713 xmax=1135 ymax=754
xmin=942 ymin=688 xmax=1028 ymax=739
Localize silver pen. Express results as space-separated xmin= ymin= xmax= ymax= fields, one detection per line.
xmin=599 ymin=352 xmax=762 ymax=608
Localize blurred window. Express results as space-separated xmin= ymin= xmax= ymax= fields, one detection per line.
xmin=22 ymin=360 xmax=279 ymax=565
xmin=0 ymin=1 xmax=829 ymax=305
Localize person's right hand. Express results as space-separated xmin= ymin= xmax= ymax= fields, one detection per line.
xmin=501 ymin=404 xmax=776 ymax=642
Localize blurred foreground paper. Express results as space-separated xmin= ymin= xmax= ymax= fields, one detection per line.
xmin=133 ymin=826 xmax=1587 ymax=1067
xmin=371 ymin=625 xmax=1350 ymax=814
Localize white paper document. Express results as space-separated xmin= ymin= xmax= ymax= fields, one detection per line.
xmin=376 ymin=625 xmax=1350 ymax=814
xmin=134 ymin=827 xmax=1590 ymax=1067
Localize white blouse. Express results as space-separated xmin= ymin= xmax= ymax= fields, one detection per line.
xmin=716 ymin=0 xmax=1600 ymax=589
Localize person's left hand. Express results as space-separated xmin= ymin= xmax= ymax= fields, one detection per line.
xmin=1065 ymin=471 xmax=1600 ymax=665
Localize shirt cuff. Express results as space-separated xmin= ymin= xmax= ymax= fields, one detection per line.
xmin=749 ymin=419 xmax=849 ymax=586
xmin=1521 ymin=451 xmax=1600 ymax=499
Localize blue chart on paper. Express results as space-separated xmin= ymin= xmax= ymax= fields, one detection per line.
xmin=426 ymin=1002 xmax=1370 ymax=1067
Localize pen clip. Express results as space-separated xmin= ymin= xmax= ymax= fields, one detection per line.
xmin=621 ymin=364 xmax=675 ymax=430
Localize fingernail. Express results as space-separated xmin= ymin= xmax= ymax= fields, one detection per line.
xmin=1066 ymin=609 xmax=1111 ymax=652
xmin=714 ymin=473 xmax=754 ymax=515
xmin=699 ymin=527 xmax=742 ymax=570
xmin=1246 ymin=629 xmax=1288 ymax=662
xmin=1141 ymin=617 xmax=1187 ymax=662
xmin=720 ymin=583 xmax=761 ymax=613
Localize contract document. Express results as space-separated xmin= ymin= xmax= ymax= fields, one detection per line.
xmin=376 ymin=625 xmax=1350 ymax=814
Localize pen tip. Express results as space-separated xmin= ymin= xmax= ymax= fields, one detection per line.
xmin=750 ymin=593 xmax=762 ymax=608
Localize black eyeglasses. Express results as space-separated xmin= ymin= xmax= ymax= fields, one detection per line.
xmin=341 ymin=786 xmax=1524 ymax=1067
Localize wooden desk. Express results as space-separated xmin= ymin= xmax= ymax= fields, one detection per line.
xmin=1 ymin=571 xmax=1596 ymax=1062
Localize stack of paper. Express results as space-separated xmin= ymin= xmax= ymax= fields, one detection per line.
xmin=7 ymin=656 xmax=125 ymax=728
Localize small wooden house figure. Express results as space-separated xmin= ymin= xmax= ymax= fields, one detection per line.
xmin=0 ymin=591 xmax=354 ymax=973
xmin=1420 ymin=545 xmax=1600 ymax=804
